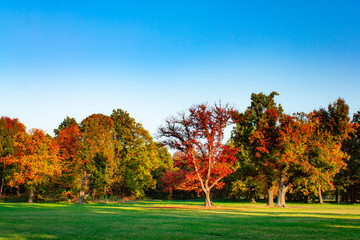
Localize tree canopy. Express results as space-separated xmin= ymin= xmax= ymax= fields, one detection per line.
xmin=159 ymin=103 xmax=238 ymax=207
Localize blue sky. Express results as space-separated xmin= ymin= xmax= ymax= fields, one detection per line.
xmin=1 ymin=1 xmax=359 ymax=138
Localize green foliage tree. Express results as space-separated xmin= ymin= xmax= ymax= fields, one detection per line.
xmin=231 ymin=92 xmax=283 ymax=206
xmin=79 ymin=114 xmax=115 ymax=203
xmin=88 ymin=152 xmax=107 ymax=197
xmin=54 ymin=116 xmax=78 ymax=137
xmin=315 ymin=98 xmax=350 ymax=141
xmin=313 ymin=98 xmax=351 ymax=202
xmin=337 ymin=111 xmax=360 ymax=202
xmin=111 ymin=109 xmax=164 ymax=198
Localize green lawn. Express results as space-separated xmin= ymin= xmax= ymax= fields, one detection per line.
xmin=0 ymin=200 xmax=359 ymax=239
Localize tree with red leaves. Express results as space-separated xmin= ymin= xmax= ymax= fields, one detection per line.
xmin=56 ymin=122 xmax=84 ymax=200
xmin=159 ymin=103 xmax=238 ymax=207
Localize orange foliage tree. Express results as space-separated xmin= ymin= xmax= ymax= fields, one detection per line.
xmin=56 ymin=123 xmax=84 ymax=199
xmin=309 ymin=99 xmax=350 ymax=203
xmin=6 ymin=129 xmax=61 ymax=203
xmin=159 ymin=103 xmax=238 ymax=207
xmin=0 ymin=116 xmax=26 ymax=197
xmin=274 ymin=112 xmax=347 ymax=206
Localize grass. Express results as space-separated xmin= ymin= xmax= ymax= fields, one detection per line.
xmin=0 ymin=200 xmax=359 ymax=239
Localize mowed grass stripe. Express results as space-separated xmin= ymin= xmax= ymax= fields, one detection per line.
xmin=0 ymin=201 xmax=359 ymax=239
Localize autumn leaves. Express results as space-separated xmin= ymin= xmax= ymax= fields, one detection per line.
xmin=0 ymin=110 xmax=172 ymax=203
xmin=0 ymin=93 xmax=359 ymax=206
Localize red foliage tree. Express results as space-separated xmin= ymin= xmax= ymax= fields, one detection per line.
xmin=159 ymin=103 xmax=238 ymax=207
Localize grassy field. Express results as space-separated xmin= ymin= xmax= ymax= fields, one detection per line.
xmin=0 ymin=200 xmax=359 ymax=239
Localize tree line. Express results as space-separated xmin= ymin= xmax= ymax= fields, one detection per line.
xmin=0 ymin=109 xmax=172 ymax=203
xmin=0 ymin=92 xmax=359 ymax=206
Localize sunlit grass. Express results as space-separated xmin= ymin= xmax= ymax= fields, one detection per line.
xmin=0 ymin=200 xmax=359 ymax=239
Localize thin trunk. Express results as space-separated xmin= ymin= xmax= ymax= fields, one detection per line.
xmin=115 ymin=188 xmax=119 ymax=200
xmin=168 ymin=189 xmax=173 ymax=200
xmin=78 ymin=169 xmax=87 ymax=204
xmin=276 ymin=175 xmax=284 ymax=207
xmin=353 ymin=185 xmax=357 ymax=203
xmin=336 ymin=188 xmax=341 ymax=203
xmin=28 ymin=185 xmax=34 ymax=203
xmin=345 ymin=187 xmax=349 ymax=203
xmin=349 ymin=185 xmax=353 ymax=203
xmin=350 ymin=185 xmax=356 ymax=203
xmin=267 ymin=186 xmax=274 ymax=207
xmin=318 ymin=184 xmax=324 ymax=204
xmin=0 ymin=175 xmax=4 ymax=198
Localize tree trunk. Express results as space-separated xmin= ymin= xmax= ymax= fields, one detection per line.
xmin=353 ymin=185 xmax=357 ymax=203
xmin=281 ymin=185 xmax=288 ymax=207
xmin=249 ymin=186 xmax=256 ymax=203
xmin=276 ymin=174 xmax=288 ymax=207
xmin=350 ymin=185 xmax=356 ymax=203
xmin=276 ymin=175 xmax=283 ymax=207
xmin=336 ymin=188 xmax=341 ymax=203
xmin=318 ymin=184 xmax=324 ymax=204
xmin=204 ymin=189 xmax=212 ymax=208
xmin=267 ymin=186 xmax=274 ymax=207
xmin=78 ymin=169 xmax=88 ymax=204
xmin=345 ymin=187 xmax=349 ymax=203
xmin=0 ymin=175 xmax=4 ymax=198
xmin=167 ymin=189 xmax=173 ymax=200
xmin=28 ymin=185 xmax=34 ymax=203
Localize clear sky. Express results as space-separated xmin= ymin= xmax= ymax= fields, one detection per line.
xmin=1 ymin=1 xmax=359 ymax=138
